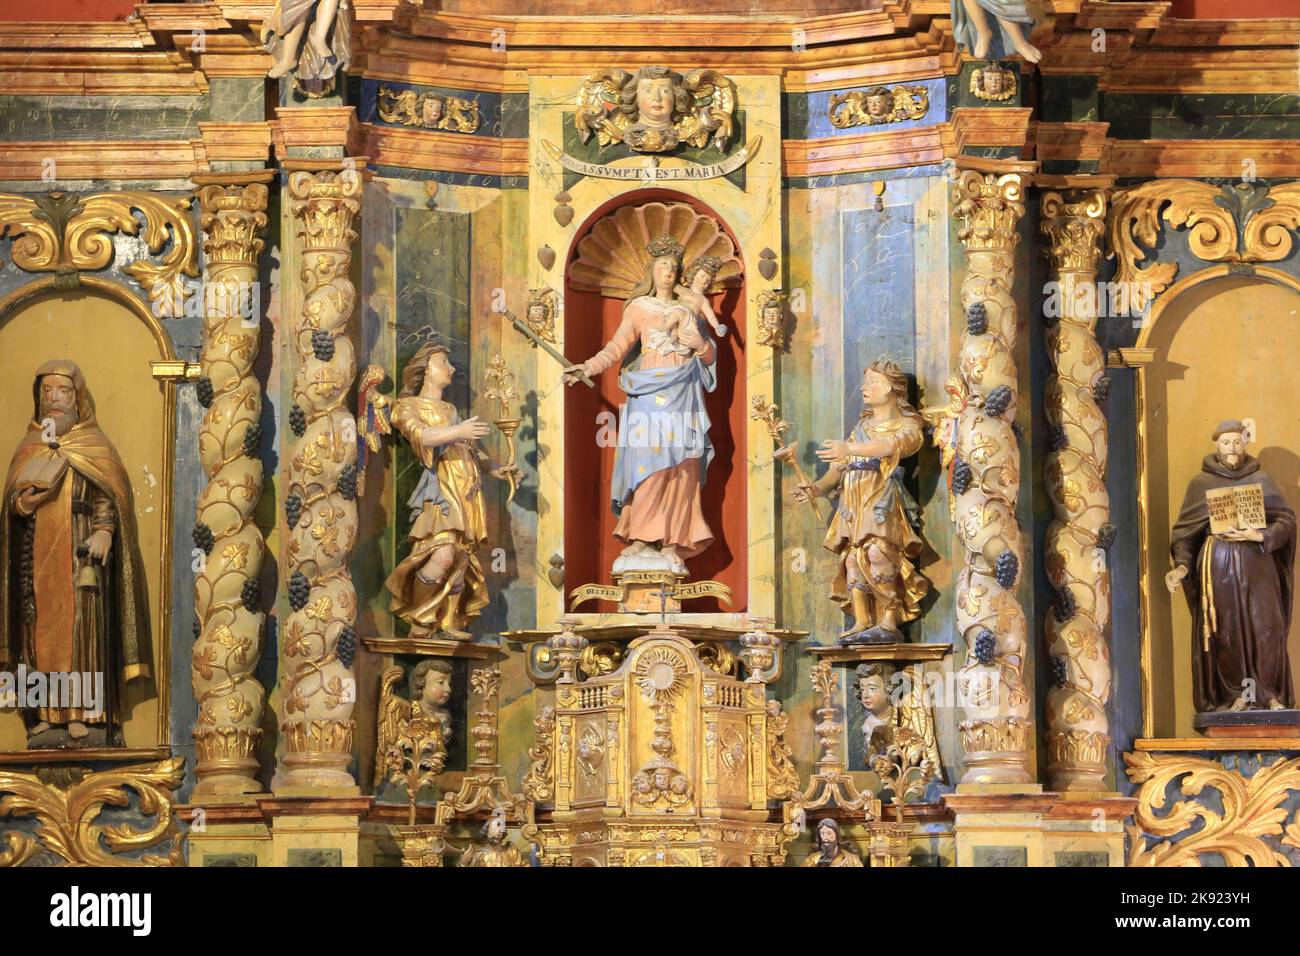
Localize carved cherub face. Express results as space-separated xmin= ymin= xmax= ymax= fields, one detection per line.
xmin=422 ymin=669 xmax=451 ymax=707
xmin=653 ymin=767 xmax=671 ymax=790
xmin=636 ymin=77 xmax=676 ymax=127
xmin=38 ymin=373 xmax=78 ymax=435
xmin=866 ymin=91 xmax=890 ymax=117
xmin=861 ymin=367 xmax=893 ymax=407
xmin=424 ymin=349 xmax=455 ymax=390
xmin=1217 ymin=431 xmax=1246 ymax=467
xmin=983 ymin=70 xmax=1005 ymax=96
xmin=669 ymin=773 xmax=689 ymax=795
xmin=858 ymin=673 xmax=891 ymax=717
xmin=652 ymin=255 xmax=680 ymax=295
xmin=762 ymin=302 xmax=782 ymax=328
xmin=527 ymin=303 xmax=547 ymax=326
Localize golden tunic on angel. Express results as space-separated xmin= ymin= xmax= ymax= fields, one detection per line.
xmin=824 ymin=416 xmax=929 ymax=637
xmin=384 ymin=394 xmax=490 ymax=639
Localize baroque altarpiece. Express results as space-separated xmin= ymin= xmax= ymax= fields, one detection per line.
xmin=1 ymin=0 xmax=1299 ymax=869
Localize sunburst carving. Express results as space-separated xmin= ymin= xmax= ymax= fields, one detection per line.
xmin=568 ymin=201 xmax=742 ymax=299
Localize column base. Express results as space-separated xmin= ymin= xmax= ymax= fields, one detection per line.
xmin=943 ymin=784 xmax=1052 ymax=867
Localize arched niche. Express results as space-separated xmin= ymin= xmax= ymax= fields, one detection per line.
xmin=562 ymin=189 xmax=748 ymax=611
xmin=1136 ymin=266 xmax=1300 ymax=739
xmin=0 ymin=277 xmax=176 ymax=757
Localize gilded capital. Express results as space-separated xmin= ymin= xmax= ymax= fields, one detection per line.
xmin=196 ymin=182 xmax=269 ymax=269
xmin=1040 ymin=188 xmax=1108 ymax=275
xmin=952 ymin=170 xmax=1026 ymax=252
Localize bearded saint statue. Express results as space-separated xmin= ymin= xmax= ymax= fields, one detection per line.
xmin=1 ymin=360 xmax=151 ymax=746
xmin=1166 ymin=420 xmax=1295 ymax=714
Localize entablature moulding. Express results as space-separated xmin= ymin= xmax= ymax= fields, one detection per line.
xmin=1 ymin=3 xmax=1296 ymax=95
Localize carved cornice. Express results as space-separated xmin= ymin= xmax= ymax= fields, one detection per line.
xmin=1108 ymin=180 xmax=1300 ymax=313
xmin=198 ymin=122 xmax=276 ymax=165
xmin=274 ymin=107 xmax=365 ymax=157
xmin=1032 ymin=121 xmax=1110 ymax=166
xmin=0 ymin=141 xmax=206 ymax=181
xmin=1104 ymin=140 xmax=1300 ymax=180
xmin=361 ymin=123 xmax=529 ymax=177
xmin=942 ymin=107 xmax=1034 ymax=156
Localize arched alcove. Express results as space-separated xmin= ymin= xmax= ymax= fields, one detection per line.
xmin=1138 ymin=268 xmax=1300 ymax=738
xmin=0 ymin=279 xmax=174 ymax=754
xmin=562 ymin=189 xmax=748 ymax=611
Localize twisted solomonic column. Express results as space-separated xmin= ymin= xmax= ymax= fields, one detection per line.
xmin=944 ymin=168 xmax=1032 ymax=784
xmin=1040 ymin=187 xmax=1113 ymax=791
xmin=191 ymin=175 xmax=273 ymax=796
xmin=279 ymin=168 xmax=363 ymax=790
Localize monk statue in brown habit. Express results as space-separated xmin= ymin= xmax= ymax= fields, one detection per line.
xmin=1 ymin=360 xmax=151 ymax=747
xmin=1166 ymin=420 xmax=1295 ymax=714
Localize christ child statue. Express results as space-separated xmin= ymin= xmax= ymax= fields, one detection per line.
xmin=673 ymin=255 xmax=727 ymax=339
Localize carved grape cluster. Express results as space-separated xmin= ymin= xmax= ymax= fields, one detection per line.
xmin=241 ymin=576 xmax=261 ymax=612
xmin=1048 ymin=425 xmax=1069 ymax=453
xmin=285 ymin=492 xmax=303 ymax=529
xmin=337 ymin=463 xmax=358 ymax=502
xmin=336 ymin=624 xmax=357 ymax=668
xmin=288 ymin=570 xmax=310 ymax=612
xmin=192 ymin=522 xmax=215 ymax=555
xmin=983 ymin=384 xmax=1013 ymax=419
xmin=1054 ymin=585 xmax=1076 ymax=623
xmin=994 ymin=549 xmax=1019 ymax=590
xmin=966 ymin=301 xmax=989 ymax=336
xmin=289 ymin=404 xmax=307 ymax=438
xmin=311 ymin=329 xmax=335 ymax=363
xmin=242 ymin=422 xmax=262 ymax=459
xmin=1050 ymin=655 xmax=1070 ymax=688
xmin=1097 ymin=523 xmax=1117 ymax=551
xmin=1092 ymin=376 xmax=1111 ymax=404
xmin=195 ymin=376 xmax=214 ymax=409
xmin=973 ymin=628 xmax=997 ymax=666
xmin=952 ymin=458 xmax=973 ymax=496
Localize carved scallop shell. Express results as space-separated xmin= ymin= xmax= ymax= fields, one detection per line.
xmin=568 ymin=201 xmax=742 ymax=299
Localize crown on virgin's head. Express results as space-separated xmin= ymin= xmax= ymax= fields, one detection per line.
xmin=646 ymin=235 xmax=685 ymax=260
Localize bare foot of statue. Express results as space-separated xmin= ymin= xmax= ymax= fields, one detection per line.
xmin=1012 ymin=37 xmax=1042 ymax=64
xmin=1228 ymin=696 xmax=1249 ymax=713
xmin=68 ymin=721 xmax=90 ymax=739
xmin=29 ymin=721 xmax=50 ymax=737
xmin=1269 ymin=698 xmax=1287 ymax=710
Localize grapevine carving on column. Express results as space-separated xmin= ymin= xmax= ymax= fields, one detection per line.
xmin=927 ymin=169 xmax=1031 ymax=784
xmin=280 ymin=168 xmax=362 ymax=789
xmin=1040 ymin=188 xmax=1112 ymax=791
xmin=192 ymin=177 xmax=272 ymax=796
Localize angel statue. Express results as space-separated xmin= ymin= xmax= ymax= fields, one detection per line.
xmin=795 ymin=359 xmax=931 ymax=643
xmin=360 ymin=347 xmax=519 ymax=640
xmin=855 ymin=663 xmax=942 ymax=786
xmin=261 ymin=0 xmax=352 ymax=88
xmin=574 ymin=65 xmax=737 ymax=154
xmin=374 ymin=662 xmax=452 ymax=812
xmin=952 ymin=0 xmax=1042 ymax=64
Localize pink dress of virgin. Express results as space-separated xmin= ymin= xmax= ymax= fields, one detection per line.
xmin=583 ymin=294 xmax=717 ymax=558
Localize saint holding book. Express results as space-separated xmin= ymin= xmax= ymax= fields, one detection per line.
xmin=1166 ymin=420 xmax=1295 ymax=713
